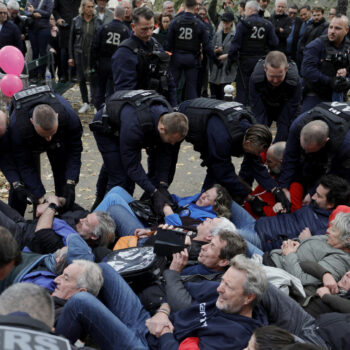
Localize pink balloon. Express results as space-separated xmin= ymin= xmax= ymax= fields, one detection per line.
xmin=0 ymin=74 xmax=23 ymax=97
xmin=0 ymin=46 xmax=25 ymax=76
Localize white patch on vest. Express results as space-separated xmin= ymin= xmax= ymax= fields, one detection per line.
xmin=199 ymin=302 xmax=208 ymax=328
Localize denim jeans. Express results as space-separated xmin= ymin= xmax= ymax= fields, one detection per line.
xmin=230 ymin=201 xmax=263 ymax=255
xmin=55 ymin=263 xmax=150 ymax=350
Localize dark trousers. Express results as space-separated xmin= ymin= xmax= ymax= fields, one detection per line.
xmin=28 ymin=28 xmax=50 ymax=76
xmin=210 ymin=83 xmax=225 ymax=100
xmin=94 ymin=62 xmax=114 ymax=110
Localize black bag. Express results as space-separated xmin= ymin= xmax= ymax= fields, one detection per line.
xmin=129 ymin=199 xmax=163 ymax=226
xmin=104 ymin=246 xmax=167 ymax=293
xmin=153 ymin=228 xmax=187 ymax=257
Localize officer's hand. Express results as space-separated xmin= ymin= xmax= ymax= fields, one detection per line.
xmin=158 ymin=183 xmax=176 ymax=209
xmin=152 ymin=190 xmax=168 ymax=216
xmin=57 ymin=18 xmax=65 ymax=26
xmin=63 ymin=182 xmax=75 ymax=210
xmin=336 ymin=68 xmax=347 ymax=77
xmin=68 ymin=59 xmax=74 ymax=67
xmin=272 ymin=187 xmax=291 ymax=212
xmin=333 ymin=76 xmax=350 ymax=92
xmin=248 ymin=196 xmax=267 ymax=217
xmin=13 ymin=182 xmax=36 ymax=205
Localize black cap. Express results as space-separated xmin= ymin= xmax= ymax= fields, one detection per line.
xmin=221 ymin=12 xmax=235 ymax=22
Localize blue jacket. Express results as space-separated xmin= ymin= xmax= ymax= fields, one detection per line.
xmin=112 ymin=34 xmax=177 ymax=106
xmin=278 ymin=111 xmax=350 ymax=190
xmin=94 ymin=103 xmax=180 ymax=194
xmin=164 ymin=193 xmax=217 ymax=226
xmin=25 ymin=0 xmax=53 ymax=30
xmin=9 ymin=94 xmax=83 ymax=199
xmin=155 ymin=280 xmax=268 ymax=350
xmin=255 ymin=203 xmax=331 ymax=251
xmin=0 ymin=20 xmax=22 ymax=50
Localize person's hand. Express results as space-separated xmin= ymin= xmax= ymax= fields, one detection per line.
xmin=316 ymin=286 xmax=331 ymax=298
xmin=273 ymin=187 xmax=291 ymax=212
xmin=302 ymin=193 xmax=311 ymax=206
xmin=282 ymin=188 xmax=291 ymax=202
xmin=63 ymin=182 xmax=75 ymax=209
xmin=152 ymin=189 xmax=169 ymax=216
xmin=56 ymin=18 xmax=65 ymax=26
xmin=298 ymin=227 xmax=312 ymax=240
xmin=33 ymin=12 xmax=42 ymax=18
xmin=272 ymin=202 xmax=286 ymax=214
xmin=214 ymin=46 xmax=223 ymax=54
xmin=218 ymin=54 xmax=228 ymax=61
xmin=68 ymin=58 xmax=74 ymax=67
xmin=49 ymin=48 xmax=57 ymax=54
xmin=27 ymin=4 xmax=34 ymax=12
xmin=36 ymin=202 xmax=49 ymax=217
xmin=145 ymin=312 xmax=174 ymax=338
xmin=163 ymin=204 xmax=174 ymax=216
xmin=249 ymin=196 xmax=268 ymax=216
xmin=134 ymin=228 xmax=151 ymax=238
xmin=336 ymin=68 xmax=347 ymax=77
xmin=169 ymin=248 xmax=188 ymax=273
xmin=322 ymin=273 xmax=339 ymax=294
xmin=46 ymin=195 xmax=60 ymax=206
xmin=157 ymin=223 xmax=174 ymax=230
xmin=281 ymin=239 xmax=300 ymax=256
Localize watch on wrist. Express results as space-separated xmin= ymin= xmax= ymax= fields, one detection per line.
xmin=48 ymin=202 xmax=59 ymax=212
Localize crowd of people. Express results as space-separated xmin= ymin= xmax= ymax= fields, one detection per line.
xmin=0 ymin=0 xmax=349 ymax=349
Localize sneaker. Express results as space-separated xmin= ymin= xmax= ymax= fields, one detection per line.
xmin=78 ymin=103 xmax=90 ymax=114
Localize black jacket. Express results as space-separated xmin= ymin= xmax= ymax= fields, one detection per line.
xmin=270 ymin=12 xmax=292 ymax=53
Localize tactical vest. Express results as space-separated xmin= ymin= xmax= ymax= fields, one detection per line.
xmin=307 ymin=35 xmax=350 ymax=98
xmin=240 ymin=17 xmax=269 ymax=56
xmin=173 ymin=16 xmax=201 ymax=53
xmin=99 ymin=21 xmax=130 ymax=58
xmin=184 ymin=98 xmax=256 ymax=153
xmin=10 ymin=86 xmax=67 ymax=152
xmin=252 ymin=59 xmax=299 ymax=109
xmin=118 ymin=37 xmax=171 ymax=98
xmin=90 ymin=90 xmax=171 ymax=144
xmin=297 ymin=101 xmax=350 ymax=173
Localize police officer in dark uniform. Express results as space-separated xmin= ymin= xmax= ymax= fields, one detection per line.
xmin=112 ymin=6 xmax=177 ymax=106
xmin=279 ymin=101 xmax=350 ymax=204
xmin=92 ymin=5 xmax=130 ymax=110
xmin=90 ymin=90 xmax=188 ymax=212
xmin=166 ymin=0 xmax=217 ymax=101
xmin=249 ymin=51 xmax=302 ymax=141
xmin=179 ymin=98 xmax=291 ymax=209
xmin=9 ymin=86 xmax=83 ymax=215
xmin=227 ymin=0 xmax=279 ymax=105
xmin=301 ymin=15 xmax=350 ymax=113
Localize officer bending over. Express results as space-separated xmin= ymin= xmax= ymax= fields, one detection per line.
xmin=9 ymin=86 xmax=83 ymax=215
xmin=90 ymin=90 xmax=188 ymax=213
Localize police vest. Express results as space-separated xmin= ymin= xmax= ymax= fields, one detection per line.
xmin=184 ymin=98 xmax=256 ymax=153
xmin=90 ymin=90 xmax=172 ymax=143
xmin=118 ymin=37 xmax=171 ymax=98
xmin=252 ymin=59 xmax=299 ymax=108
xmin=240 ymin=17 xmax=269 ymax=56
xmin=297 ymin=101 xmax=350 ymax=170
xmin=99 ymin=21 xmax=130 ymax=58
xmin=10 ymin=86 xmax=67 ymax=150
xmin=307 ymin=35 xmax=350 ymax=98
xmin=173 ymin=16 xmax=201 ymax=53
xmin=0 ymin=317 xmax=72 ymax=350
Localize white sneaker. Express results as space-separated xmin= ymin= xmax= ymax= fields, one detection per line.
xmin=78 ymin=103 xmax=90 ymax=114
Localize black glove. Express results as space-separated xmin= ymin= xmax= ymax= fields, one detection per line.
xmin=158 ymin=183 xmax=177 ymax=208
xmin=332 ymin=76 xmax=350 ymax=92
xmin=213 ymin=56 xmax=223 ymax=69
xmin=63 ymin=183 xmax=76 ymax=209
xmin=13 ymin=182 xmax=36 ymax=205
xmin=151 ymin=189 xmax=169 ymax=216
xmin=248 ymin=197 xmax=267 ymax=217
xmin=272 ymin=187 xmax=291 ymax=213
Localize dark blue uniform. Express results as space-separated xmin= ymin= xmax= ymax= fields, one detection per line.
xmin=92 ymin=103 xmax=180 ymax=195
xmin=9 ymin=94 xmax=83 ymax=205
xmin=92 ymin=19 xmax=130 ymax=110
xmin=167 ymin=12 xmax=214 ymax=101
xmin=179 ymin=100 xmax=277 ymax=202
xmin=278 ymin=105 xmax=350 ymax=193
xmin=301 ymin=35 xmax=350 ymax=113
xmin=0 ymin=19 xmax=23 ymax=50
xmin=112 ymin=34 xmax=177 ymax=106
xmin=228 ymin=14 xmax=278 ymax=105
xmin=249 ymin=59 xmax=302 ymax=141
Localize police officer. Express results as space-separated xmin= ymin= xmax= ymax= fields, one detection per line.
xmin=301 ymin=15 xmax=350 ymax=113
xmin=227 ymin=0 xmax=279 ymax=105
xmin=112 ymin=7 xmax=177 ymax=106
xmin=9 ymin=86 xmax=83 ymax=214
xmin=92 ymin=5 xmax=130 ymax=110
xmin=178 ymin=98 xmax=290 ymax=209
xmin=278 ymin=101 xmax=350 ymax=205
xmin=166 ymin=0 xmax=217 ymax=101
xmin=249 ymin=51 xmax=302 ymax=141
xmin=90 ymin=90 xmax=188 ymax=213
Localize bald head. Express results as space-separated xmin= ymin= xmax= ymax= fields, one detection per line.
xmin=0 ymin=111 xmax=7 ymax=138
xmin=300 ymin=120 xmax=329 ymax=153
xmin=328 ymin=15 xmax=349 ymax=46
xmin=266 ymin=142 xmax=286 ymax=174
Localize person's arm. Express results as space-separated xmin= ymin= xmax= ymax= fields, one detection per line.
xmin=301 ymin=39 xmax=331 ymax=86
xmin=68 ymin=18 xmax=75 ymax=61
xmin=227 ymin=21 xmax=244 ymax=59
xmin=249 ymin=78 xmax=268 ymax=126
xmin=35 ymin=196 xmax=60 ymax=232
xmin=34 ymin=0 xmax=53 ymax=18
xmin=267 ymin=22 xmax=279 ymax=49
xmin=320 ymin=293 xmax=350 ymax=313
